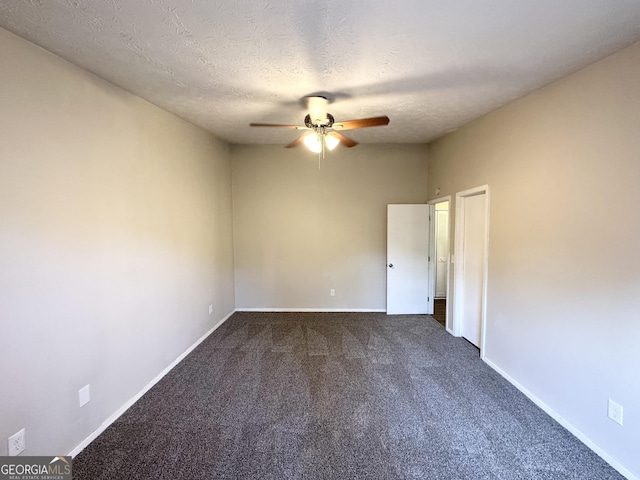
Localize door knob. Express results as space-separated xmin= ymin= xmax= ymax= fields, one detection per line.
xmin=388 ymin=263 xmax=394 ymax=268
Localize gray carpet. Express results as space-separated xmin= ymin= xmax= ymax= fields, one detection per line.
xmin=73 ymin=312 xmax=623 ymax=479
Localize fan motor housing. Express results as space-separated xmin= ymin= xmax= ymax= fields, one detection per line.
xmin=305 ymin=113 xmax=334 ymax=128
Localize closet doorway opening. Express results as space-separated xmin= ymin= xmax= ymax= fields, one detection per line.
xmin=428 ymin=197 xmax=451 ymax=330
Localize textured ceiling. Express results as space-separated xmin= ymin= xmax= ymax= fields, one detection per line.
xmin=2 ymin=1 xmax=640 ymax=145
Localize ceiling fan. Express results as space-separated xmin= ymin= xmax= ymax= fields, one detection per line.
xmin=250 ymin=96 xmax=390 ymax=153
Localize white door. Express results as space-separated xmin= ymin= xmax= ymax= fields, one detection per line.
xmin=455 ymin=191 xmax=487 ymax=348
xmin=386 ymin=204 xmax=432 ymax=315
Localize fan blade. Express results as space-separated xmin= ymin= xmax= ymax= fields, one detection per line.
xmin=250 ymin=122 xmax=304 ymax=129
xmin=332 ymin=131 xmax=358 ymax=148
xmin=284 ymin=135 xmax=306 ymax=148
xmin=332 ymin=116 xmax=390 ymax=130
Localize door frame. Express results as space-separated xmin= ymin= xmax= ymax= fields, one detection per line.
xmin=428 ymin=196 xmax=452 ymax=332
xmin=452 ymin=185 xmax=490 ymax=357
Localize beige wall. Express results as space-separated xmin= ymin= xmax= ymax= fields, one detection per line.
xmin=232 ymin=144 xmax=428 ymax=310
xmin=0 ymin=28 xmax=235 ymax=456
xmin=428 ymin=42 xmax=640 ymax=477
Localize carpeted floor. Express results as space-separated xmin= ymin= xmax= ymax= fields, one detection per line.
xmin=73 ymin=312 xmax=623 ymax=479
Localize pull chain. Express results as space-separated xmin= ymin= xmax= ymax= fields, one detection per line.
xmin=318 ymin=133 xmax=325 ymax=170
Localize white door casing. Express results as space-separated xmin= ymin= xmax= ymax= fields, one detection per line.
xmin=453 ymin=186 xmax=489 ymax=354
xmin=386 ymin=204 xmax=432 ymax=315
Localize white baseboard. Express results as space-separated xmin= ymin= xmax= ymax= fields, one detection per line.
xmin=483 ymin=357 xmax=638 ymax=480
xmin=68 ymin=309 xmax=235 ymax=458
xmin=236 ymin=308 xmax=386 ymax=313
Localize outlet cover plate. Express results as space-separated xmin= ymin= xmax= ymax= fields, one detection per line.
xmin=8 ymin=428 xmax=26 ymax=456
xmin=608 ymin=399 xmax=623 ymax=426
xmin=79 ymin=384 xmax=90 ymax=407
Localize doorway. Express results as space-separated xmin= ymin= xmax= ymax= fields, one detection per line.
xmin=453 ymin=186 xmax=489 ymax=355
xmin=428 ymin=198 xmax=450 ymax=329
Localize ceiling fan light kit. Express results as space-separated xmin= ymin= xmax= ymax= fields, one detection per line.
xmin=249 ymin=95 xmax=390 ymax=156
xmin=303 ymin=132 xmax=339 ymax=153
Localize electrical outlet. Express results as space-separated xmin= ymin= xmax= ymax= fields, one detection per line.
xmin=330 ymin=289 xmax=335 ymax=297
xmin=608 ymin=399 xmax=624 ymax=426
xmin=208 ymin=304 xmax=213 ymax=315
xmin=8 ymin=428 xmax=26 ymax=456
